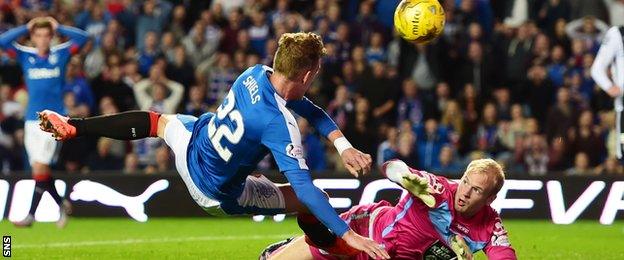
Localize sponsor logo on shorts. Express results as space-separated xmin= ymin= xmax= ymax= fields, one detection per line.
xmin=424 ymin=240 xmax=456 ymax=260
xmin=285 ymin=143 xmax=304 ymax=159
xmin=254 ymin=185 xmax=277 ymax=199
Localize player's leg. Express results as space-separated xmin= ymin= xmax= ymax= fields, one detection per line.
xmin=15 ymin=122 xmax=69 ymax=227
xmin=231 ymin=178 xmax=358 ymax=256
xmin=275 ymin=184 xmax=341 ymax=249
xmin=159 ymin=113 xmax=224 ymax=213
xmin=260 ymin=236 xmax=315 ymax=260
xmin=38 ymin=110 xmax=162 ymax=141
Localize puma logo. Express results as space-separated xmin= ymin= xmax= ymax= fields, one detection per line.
xmin=69 ymin=180 xmax=169 ymax=222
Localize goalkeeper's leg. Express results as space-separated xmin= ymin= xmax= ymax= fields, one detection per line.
xmin=260 ymin=236 xmax=313 ymax=260
xmin=38 ymin=110 xmax=165 ymax=140
xmin=278 ymin=185 xmax=360 ymax=257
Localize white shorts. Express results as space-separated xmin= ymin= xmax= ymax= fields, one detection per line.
xmin=163 ymin=114 xmax=285 ymax=216
xmin=24 ymin=120 xmax=59 ymax=165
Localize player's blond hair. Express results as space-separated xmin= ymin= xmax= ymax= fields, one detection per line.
xmin=273 ymin=32 xmax=326 ymax=80
xmin=462 ymin=158 xmax=505 ymax=195
xmin=30 ymin=19 xmax=53 ymax=34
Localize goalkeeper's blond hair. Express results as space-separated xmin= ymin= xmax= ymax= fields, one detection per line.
xmin=273 ymin=32 xmax=326 ymax=80
xmin=463 ymin=159 xmax=505 ymax=195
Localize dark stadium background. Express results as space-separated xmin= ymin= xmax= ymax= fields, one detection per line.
xmin=0 ymin=0 xmax=621 ymax=178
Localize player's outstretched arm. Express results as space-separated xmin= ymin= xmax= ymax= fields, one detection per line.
xmin=0 ymin=25 xmax=28 ymax=51
xmin=382 ymin=160 xmax=437 ymax=208
xmin=283 ymin=170 xmax=389 ymax=259
xmin=286 ymin=97 xmax=372 ymax=177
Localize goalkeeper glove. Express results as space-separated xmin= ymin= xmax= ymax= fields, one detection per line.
xmin=450 ymin=234 xmax=473 ymax=260
xmin=384 ymin=160 xmax=436 ymax=208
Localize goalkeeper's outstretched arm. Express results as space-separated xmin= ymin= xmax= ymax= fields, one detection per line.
xmin=381 ymin=159 xmax=437 ymax=208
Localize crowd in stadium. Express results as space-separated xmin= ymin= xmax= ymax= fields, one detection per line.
xmin=0 ymin=0 xmax=623 ymax=177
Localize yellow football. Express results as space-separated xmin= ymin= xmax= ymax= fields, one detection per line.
xmin=394 ymin=0 xmax=446 ymax=44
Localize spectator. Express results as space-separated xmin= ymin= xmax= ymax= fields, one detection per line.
xmin=493 ymin=88 xmax=512 ymax=121
xmin=566 ymin=152 xmax=594 ymax=176
xmin=565 ymin=16 xmax=608 ymax=52
xmin=184 ymin=85 xmax=210 ymax=118
xmin=396 ymin=79 xmax=424 ymax=127
xmin=134 ymin=66 xmax=184 ymax=114
xmin=459 ymin=42 xmax=496 ymax=99
xmin=357 ymin=61 xmax=397 ymax=125
xmin=414 ymin=118 xmax=449 ymax=171
xmin=475 ymin=103 xmax=505 ymax=157
xmin=154 ymin=146 xmax=172 ymax=172
xmin=538 ymin=0 xmax=571 ymax=34
xmin=165 ymin=45 xmax=195 ymax=89
xmin=123 ymin=60 xmax=144 ymax=87
xmin=205 ymin=53 xmax=237 ymax=105
xmin=376 ymin=127 xmax=399 ymax=167
xmin=248 ymin=11 xmax=270 ymax=58
xmin=441 ymin=100 xmax=464 ymax=138
xmin=505 ymin=23 xmax=533 ymax=102
xmin=137 ymin=31 xmax=162 ymax=76
xmin=326 ymin=85 xmax=354 ymax=131
xmin=183 ymin=21 xmax=219 ymax=73
xmin=85 ymin=138 xmax=123 ymax=171
xmin=546 ymin=45 xmax=567 ymax=88
xmin=123 ymin=153 xmax=140 ymax=174
xmin=84 ymin=32 xmax=122 ymax=78
xmin=432 ymin=145 xmax=462 ymax=176
xmin=64 ymin=57 xmax=95 ymax=114
xmin=168 ymin=5 xmax=187 ymax=40
xmin=344 ymin=97 xmax=378 ymax=159
xmin=545 ymin=87 xmax=577 ymax=142
xmin=91 ymin=63 xmax=136 ymax=112
xmin=365 ymin=32 xmax=386 ymax=64
xmin=527 ymin=64 xmax=556 ymax=124
xmin=396 ymin=130 xmax=418 ymax=168
xmin=568 ymin=110 xmax=606 ymax=167
xmin=83 ymin=3 xmax=110 ymax=46
xmin=136 ymin=0 xmax=170 ymax=50
xmin=599 ymin=111 xmax=618 ymax=159
xmin=431 ymin=81 xmax=452 ymax=119
xmin=596 ymin=156 xmax=623 ymax=176
xmin=524 ymin=134 xmax=549 ymax=176
xmin=160 ymin=32 xmax=177 ymax=62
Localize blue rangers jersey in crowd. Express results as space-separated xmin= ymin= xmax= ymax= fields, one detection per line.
xmin=0 ymin=25 xmax=89 ymax=121
xmin=186 ymin=65 xmax=350 ymax=235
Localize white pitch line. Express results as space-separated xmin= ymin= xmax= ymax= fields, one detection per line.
xmin=13 ymin=234 xmax=297 ymax=249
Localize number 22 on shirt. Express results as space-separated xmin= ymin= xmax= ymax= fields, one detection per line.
xmin=208 ymin=91 xmax=245 ymax=162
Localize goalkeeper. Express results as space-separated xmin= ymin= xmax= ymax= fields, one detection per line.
xmin=261 ymin=159 xmax=517 ymax=260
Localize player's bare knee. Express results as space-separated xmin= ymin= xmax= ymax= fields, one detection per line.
xmin=32 ymin=162 xmax=50 ymax=174
xmin=156 ymin=114 xmax=170 ymax=139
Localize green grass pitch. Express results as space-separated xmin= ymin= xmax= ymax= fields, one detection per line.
xmin=1 ymin=218 xmax=623 ymax=259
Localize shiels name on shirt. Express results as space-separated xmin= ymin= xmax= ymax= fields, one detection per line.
xmin=243 ymin=76 xmax=261 ymax=104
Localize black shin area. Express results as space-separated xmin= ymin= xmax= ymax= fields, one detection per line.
xmin=68 ymin=111 xmax=160 ymax=140
xmin=296 ymin=213 xmax=338 ymax=248
xmin=28 ymin=181 xmax=46 ymax=215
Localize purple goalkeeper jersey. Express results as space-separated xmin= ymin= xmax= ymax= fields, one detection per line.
xmin=311 ymin=168 xmax=517 ymax=259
